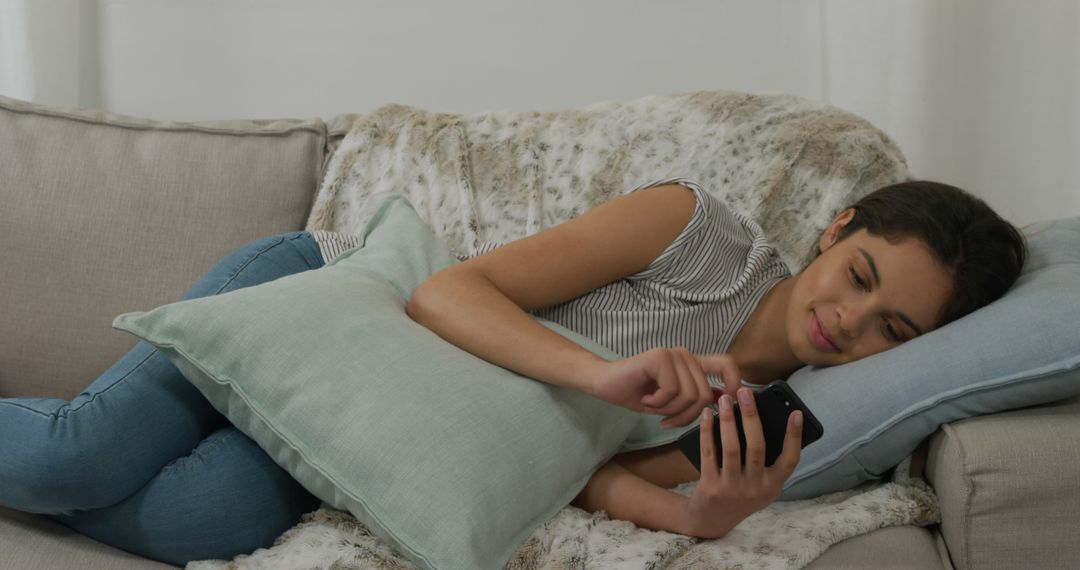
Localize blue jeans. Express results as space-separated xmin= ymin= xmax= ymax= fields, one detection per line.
xmin=0 ymin=231 xmax=326 ymax=567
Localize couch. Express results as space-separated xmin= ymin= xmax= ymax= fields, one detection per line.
xmin=2 ymin=93 xmax=1078 ymax=569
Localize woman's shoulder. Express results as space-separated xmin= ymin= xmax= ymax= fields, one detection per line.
xmin=629 ymin=177 xmax=747 ymax=224
xmin=631 ymin=177 xmax=767 ymax=249
xmin=618 ymin=177 xmax=786 ymax=289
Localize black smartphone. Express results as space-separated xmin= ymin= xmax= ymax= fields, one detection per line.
xmin=676 ymin=380 xmax=824 ymax=470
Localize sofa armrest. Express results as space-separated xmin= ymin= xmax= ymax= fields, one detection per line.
xmin=926 ymin=394 xmax=1080 ymax=569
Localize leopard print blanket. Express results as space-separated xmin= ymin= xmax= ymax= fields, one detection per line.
xmin=186 ymin=456 xmax=937 ymax=570
xmin=303 ymin=89 xmax=910 ymax=273
xmin=184 ymin=91 xmax=934 ymax=569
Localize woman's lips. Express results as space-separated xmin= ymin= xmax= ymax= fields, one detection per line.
xmin=810 ymin=311 xmax=840 ymax=352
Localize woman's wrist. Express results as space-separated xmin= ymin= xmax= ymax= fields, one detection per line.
xmin=578 ymin=356 xmax=611 ymax=398
xmin=673 ymin=495 xmax=710 ymax=537
xmin=679 ymin=499 xmax=739 ymax=539
xmin=677 ymin=505 xmax=707 ymax=538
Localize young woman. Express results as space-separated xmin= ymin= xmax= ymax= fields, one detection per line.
xmin=0 ymin=177 xmax=1025 ymax=565
xmin=405 ymin=176 xmax=1027 ymax=540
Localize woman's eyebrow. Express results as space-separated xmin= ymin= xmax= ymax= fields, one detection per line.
xmin=857 ymin=246 xmax=926 ymax=336
xmin=856 ymin=246 xmax=882 ymax=287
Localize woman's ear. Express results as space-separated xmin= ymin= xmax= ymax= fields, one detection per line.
xmin=818 ymin=208 xmax=857 ymax=253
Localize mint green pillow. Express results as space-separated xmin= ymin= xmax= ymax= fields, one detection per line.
xmin=112 ymin=196 xmax=686 ymax=570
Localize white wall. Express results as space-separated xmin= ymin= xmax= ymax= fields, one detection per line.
xmin=6 ymin=0 xmax=1079 ymax=224
xmin=93 ymin=0 xmax=827 ymax=118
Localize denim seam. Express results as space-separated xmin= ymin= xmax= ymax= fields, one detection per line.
xmin=0 ymin=348 xmax=161 ymax=419
xmin=213 ymin=236 xmax=291 ymax=294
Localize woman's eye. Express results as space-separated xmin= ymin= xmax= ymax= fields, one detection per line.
xmin=849 ymin=267 xmax=867 ymax=290
xmin=884 ymin=321 xmax=903 ymax=342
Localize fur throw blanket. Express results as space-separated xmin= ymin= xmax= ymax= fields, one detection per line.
xmin=303 ymin=89 xmax=910 ymax=273
xmin=186 ymin=457 xmax=937 ymax=570
xmin=186 ymin=91 xmax=931 ymax=569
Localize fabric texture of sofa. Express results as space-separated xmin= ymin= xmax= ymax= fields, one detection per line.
xmin=2 ymin=92 xmax=1078 ymax=569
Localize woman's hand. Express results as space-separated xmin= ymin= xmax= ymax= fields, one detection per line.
xmin=682 ymin=388 xmax=803 ymax=539
xmin=590 ymin=348 xmax=743 ymax=428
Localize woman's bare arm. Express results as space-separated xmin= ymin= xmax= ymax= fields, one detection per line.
xmin=405 ymin=184 xmax=697 ymax=394
xmin=572 ymin=459 xmax=696 ymax=535
xmin=610 ymin=442 xmax=702 ymax=489
xmin=569 ymin=443 xmax=715 ymax=536
xmin=574 ymin=442 xmax=708 ymax=537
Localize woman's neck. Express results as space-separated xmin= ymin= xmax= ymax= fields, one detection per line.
xmin=726 ymin=276 xmax=805 ymax=384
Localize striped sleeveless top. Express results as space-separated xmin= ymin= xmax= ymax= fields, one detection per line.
xmin=311 ymin=177 xmax=791 ymax=371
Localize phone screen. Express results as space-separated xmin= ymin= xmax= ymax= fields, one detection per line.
xmin=676 ymin=381 xmax=824 ymax=470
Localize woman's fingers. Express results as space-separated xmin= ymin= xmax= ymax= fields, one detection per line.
xmin=697 ymin=354 xmax=744 ymax=397
xmin=698 ymin=406 xmax=720 ymax=480
xmin=656 ymin=351 xmax=694 ymax=421
xmin=717 ymin=394 xmax=741 ymax=485
xmin=642 ymin=348 xmax=702 ymax=423
xmin=682 ymin=350 xmax=715 ymax=418
xmin=639 ymin=350 xmax=678 ymax=410
xmin=641 ymin=351 xmax=754 ymax=431
xmin=772 ymin=410 xmax=804 ymax=479
xmin=659 ymin=350 xmax=710 ymax=427
xmin=736 ymin=388 xmax=766 ymax=480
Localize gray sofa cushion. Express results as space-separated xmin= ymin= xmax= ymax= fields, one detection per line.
xmin=806 ymin=525 xmax=947 ymax=569
xmin=927 ymin=394 xmax=1080 ymax=570
xmin=0 ymin=506 xmax=173 ymax=569
xmin=0 ymin=94 xmax=328 ymax=400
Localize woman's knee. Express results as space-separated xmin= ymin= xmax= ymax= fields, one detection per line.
xmin=0 ymin=342 xmax=229 ymax=515
xmin=49 ymin=427 xmax=322 ymax=565
xmin=0 ymin=423 xmax=211 ymax=515
xmin=0 ymin=437 xmax=131 ymax=514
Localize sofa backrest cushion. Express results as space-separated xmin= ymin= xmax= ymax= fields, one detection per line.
xmin=0 ymin=95 xmax=328 ymax=399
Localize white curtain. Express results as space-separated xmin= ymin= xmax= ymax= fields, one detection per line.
xmin=0 ymin=0 xmax=99 ymax=107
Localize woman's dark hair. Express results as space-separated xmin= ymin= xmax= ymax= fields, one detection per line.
xmin=830 ymin=180 xmax=1027 ymax=329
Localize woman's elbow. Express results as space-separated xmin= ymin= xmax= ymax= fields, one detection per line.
xmin=404 ymin=292 xmax=423 ymax=319
xmin=406 ymin=279 xmax=439 ymax=321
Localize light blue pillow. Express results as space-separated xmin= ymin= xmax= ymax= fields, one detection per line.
xmin=781 ymin=216 xmax=1080 ymax=499
xmin=111 ymin=196 xmax=686 ymax=570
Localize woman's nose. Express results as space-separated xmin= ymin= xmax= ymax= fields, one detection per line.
xmin=837 ymin=300 xmax=874 ymax=337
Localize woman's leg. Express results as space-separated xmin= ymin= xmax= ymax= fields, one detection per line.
xmin=48 ymin=426 xmax=323 ymax=567
xmin=0 ymin=231 xmax=325 ymax=515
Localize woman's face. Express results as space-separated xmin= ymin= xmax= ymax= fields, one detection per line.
xmin=785 ymin=208 xmax=954 ymax=367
